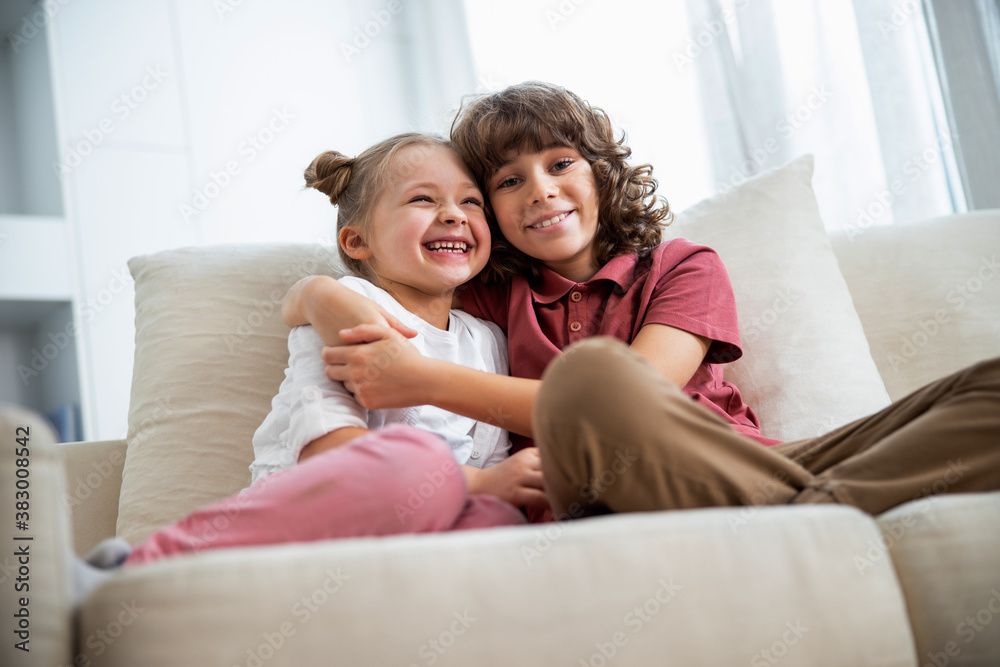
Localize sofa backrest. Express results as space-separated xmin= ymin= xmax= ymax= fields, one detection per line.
xmin=831 ymin=209 xmax=1000 ymax=401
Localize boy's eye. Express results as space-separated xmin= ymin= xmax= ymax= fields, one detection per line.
xmin=409 ymin=195 xmax=432 ymax=203
xmin=463 ymin=197 xmax=484 ymax=207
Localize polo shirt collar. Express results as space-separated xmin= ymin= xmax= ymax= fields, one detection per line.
xmin=528 ymin=253 xmax=640 ymax=304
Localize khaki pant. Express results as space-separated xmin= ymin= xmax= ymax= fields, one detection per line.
xmin=534 ymin=337 xmax=1000 ymax=517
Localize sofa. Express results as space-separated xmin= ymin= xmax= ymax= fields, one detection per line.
xmin=4 ymin=155 xmax=999 ymax=666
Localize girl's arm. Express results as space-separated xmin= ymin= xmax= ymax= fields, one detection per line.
xmin=283 ymin=275 xmax=416 ymax=345
xmin=326 ymin=322 xmax=710 ymax=439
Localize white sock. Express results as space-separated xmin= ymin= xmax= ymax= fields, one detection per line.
xmin=84 ymin=537 xmax=132 ymax=568
xmin=73 ymin=538 xmax=131 ymax=602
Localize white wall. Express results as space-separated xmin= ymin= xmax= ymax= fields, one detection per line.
xmin=44 ymin=0 xmax=474 ymax=440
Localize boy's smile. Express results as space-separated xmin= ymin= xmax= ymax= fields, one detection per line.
xmin=488 ymin=145 xmax=601 ymax=283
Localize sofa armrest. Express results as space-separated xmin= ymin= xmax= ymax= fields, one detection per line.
xmin=58 ymin=439 xmax=126 ymax=555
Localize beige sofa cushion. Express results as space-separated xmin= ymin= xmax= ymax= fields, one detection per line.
xmin=80 ymin=506 xmax=917 ymax=666
xmin=877 ymin=492 xmax=1000 ymax=666
xmin=118 ymin=244 xmax=342 ymax=543
xmin=830 ymin=209 xmax=1000 ymax=400
xmin=667 ymin=155 xmax=892 ymax=441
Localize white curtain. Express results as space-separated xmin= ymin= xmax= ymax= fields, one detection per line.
xmin=347 ymin=0 xmax=478 ymax=137
xmin=686 ymin=0 xmax=960 ymax=229
xmin=923 ymin=0 xmax=1000 ymax=209
xmin=462 ymin=0 xmax=973 ymax=230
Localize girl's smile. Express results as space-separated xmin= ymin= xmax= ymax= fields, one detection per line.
xmin=488 ymin=145 xmax=600 ymax=282
xmin=340 ymin=143 xmax=490 ymax=327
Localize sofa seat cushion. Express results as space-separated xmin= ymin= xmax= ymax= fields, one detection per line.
xmin=877 ymin=491 xmax=1000 ymax=667
xmin=79 ymin=506 xmax=917 ymax=666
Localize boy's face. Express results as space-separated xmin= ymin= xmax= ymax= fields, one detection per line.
xmin=487 ymin=144 xmax=600 ymax=282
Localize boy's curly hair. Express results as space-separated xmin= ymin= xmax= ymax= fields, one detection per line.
xmin=450 ymin=81 xmax=671 ymax=282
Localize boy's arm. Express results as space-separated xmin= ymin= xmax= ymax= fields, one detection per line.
xmin=282 ymin=275 xmax=416 ymax=346
xmin=328 ymin=325 xmax=539 ymax=437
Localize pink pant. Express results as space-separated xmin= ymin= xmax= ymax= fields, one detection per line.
xmin=125 ymin=425 xmax=525 ymax=565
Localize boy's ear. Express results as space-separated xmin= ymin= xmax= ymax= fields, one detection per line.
xmin=339 ymin=226 xmax=373 ymax=260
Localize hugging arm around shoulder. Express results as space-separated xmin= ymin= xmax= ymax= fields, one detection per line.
xmin=283 ymin=275 xmax=416 ymax=347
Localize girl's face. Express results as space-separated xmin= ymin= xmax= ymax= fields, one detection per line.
xmin=352 ymin=144 xmax=490 ymax=296
xmin=487 ymin=144 xmax=600 ymax=282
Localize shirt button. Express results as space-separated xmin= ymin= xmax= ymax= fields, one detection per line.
xmin=570 ymin=291 xmax=582 ymax=302
xmin=470 ymin=451 xmax=481 ymax=459
xmin=569 ymin=321 xmax=582 ymax=332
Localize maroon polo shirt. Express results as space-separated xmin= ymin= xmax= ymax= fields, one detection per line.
xmin=459 ymin=238 xmax=780 ymax=453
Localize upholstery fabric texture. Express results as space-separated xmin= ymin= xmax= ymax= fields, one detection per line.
xmin=666 ymin=154 xmax=892 ymax=441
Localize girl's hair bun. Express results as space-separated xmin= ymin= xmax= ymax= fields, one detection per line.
xmin=304 ymin=151 xmax=355 ymax=204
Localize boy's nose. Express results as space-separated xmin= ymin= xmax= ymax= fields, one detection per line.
xmin=528 ymin=175 xmax=558 ymax=205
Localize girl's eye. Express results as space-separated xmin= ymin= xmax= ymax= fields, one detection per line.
xmin=495 ymin=176 xmax=519 ymax=190
xmin=552 ymin=159 xmax=573 ymax=172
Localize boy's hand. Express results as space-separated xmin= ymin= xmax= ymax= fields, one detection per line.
xmin=464 ymin=449 xmax=548 ymax=510
xmin=324 ymin=324 xmax=429 ymax=409
xmin=282 ymin=275 xmax=417 ymax=345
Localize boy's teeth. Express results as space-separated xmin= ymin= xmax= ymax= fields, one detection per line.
xmin=426 ymin=240 xmax=468 ymax=253
xmin=531 ymin=212 xmax=568 ymax=229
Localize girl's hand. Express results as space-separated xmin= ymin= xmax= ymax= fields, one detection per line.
xmin=323 ymin=324 xmax=430 ymax=409
xmin=464 ymin=449 xmax=548 ymax=510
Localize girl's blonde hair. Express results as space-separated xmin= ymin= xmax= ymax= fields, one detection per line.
xmin=304 ymin=132 xmax=452 ymax=279
xmin=451 ymin=81 xmax=670 ymax=282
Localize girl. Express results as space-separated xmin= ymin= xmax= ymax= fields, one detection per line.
xmin=283 ymin=82 xmax=1000 ymax=523
xmin=75 ymin=133 xmax=541 ymax=592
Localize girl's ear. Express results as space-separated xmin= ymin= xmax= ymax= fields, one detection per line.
xmin=339 ymin=226 xmax=373 ymax=260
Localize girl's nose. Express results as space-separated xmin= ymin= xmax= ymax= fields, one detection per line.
xmin=440 ymin=203 xmax=468 ymax=225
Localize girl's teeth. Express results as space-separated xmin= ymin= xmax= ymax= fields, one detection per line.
xmin=426 ymin=241 xmax=468 ymax=253
xmin=531 ymin=212 xmax=568 ymax=229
